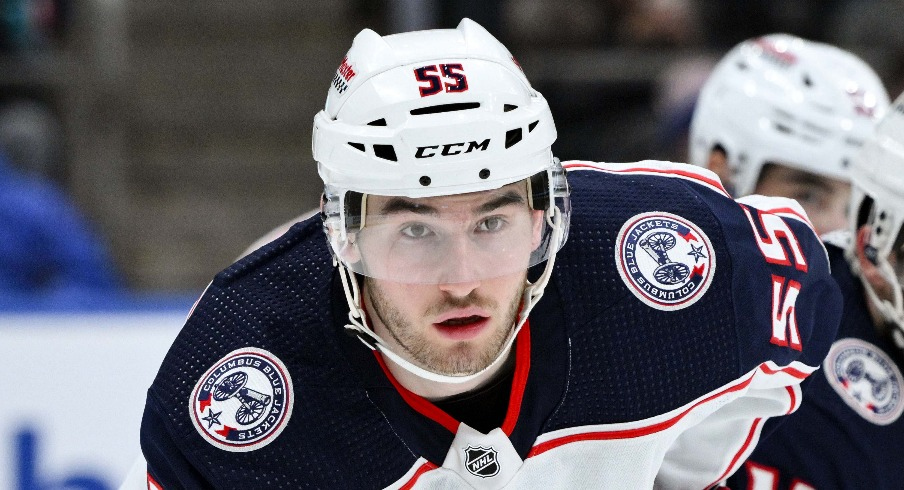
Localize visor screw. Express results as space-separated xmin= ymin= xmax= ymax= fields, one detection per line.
xmin=479 ymin=168 xmax=490 ymax=179
xmin=419 ymin=176 xmax=431 ymax=186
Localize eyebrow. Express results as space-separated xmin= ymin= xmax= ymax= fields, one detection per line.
xmin=377 ymin=190 xmax=526 ymax=216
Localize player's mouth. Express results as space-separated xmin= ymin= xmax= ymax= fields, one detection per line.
xmin=433 ymin=309 xmax=491 ymax=340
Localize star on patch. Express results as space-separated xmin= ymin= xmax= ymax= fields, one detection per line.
xmin=687 ymin=244 xmax=707 ymax=262
xmin=202 ymin=409 xmax=222 ymax=429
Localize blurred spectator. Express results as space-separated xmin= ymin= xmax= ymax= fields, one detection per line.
xmin=0 ymin=145 xmax=120 ymax=297
xmin=0 ymin=0 xmax=71 ymax=51
xmin=502 ymin=0 xmax=700 ymax=48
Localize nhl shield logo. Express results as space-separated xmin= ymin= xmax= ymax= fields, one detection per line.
xmin=615 ymin=212 xmax=716 ymax=310
xmin=190 ymin=347 xmax=294 ymax=451
xmin=464 ymin=445 xmax=500 ymax=478
xmin=824 ymin=338 xmax=904 ymax=425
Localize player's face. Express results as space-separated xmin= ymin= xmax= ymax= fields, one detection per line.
xmin=361 ymin=184 xmax=541 ymax=376
xmin=754 ymin=163 xmax=851 ymax=236
xmin=354 ymin=183 xmax=544 ymax=285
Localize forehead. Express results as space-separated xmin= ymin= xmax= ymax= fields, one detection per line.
xmin=367 ymin=181 xmax=530 ymax=214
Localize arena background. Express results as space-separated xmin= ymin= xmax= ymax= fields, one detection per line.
xmin=2 ymin=1 xmax=904 ymax=488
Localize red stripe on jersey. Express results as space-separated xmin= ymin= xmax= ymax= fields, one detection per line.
xmin=527 ymin=362 xmax=810 ymax=457
xmin=374 ymin=320 xmax=533 ymax=435
xmin=399 ymin=461 xmax=439 ymax=490
xmin=757 ymin=206 xmax=813 ymax=228
xmin=147 ymin=473 xmax=163 ymax=490
xmin=706 ymin=417 xmax=764 ymax=489
xmin=563 ymin=162 xmax=730 ymax=196
xmin=374 ymin=354 xmax=460 ymax=433
xmin=785 ymin=385 xmax=798 ymax=414
xmin=502 ymin=320 xmax=531 ymax=436
xmin=759 ymin=363 xmax=809 ymax=379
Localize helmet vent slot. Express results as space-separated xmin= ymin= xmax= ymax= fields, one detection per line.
xmin=774 ymin=123 xmax=792 ymax=135
xmin=373 ymin=144 xmax=397 ymax=161
xmin=504 ymin=104 xmax=518 ymax=112
xmin=528 ymin=120 xmax=539 ymax=132
xmin=505 ymin=128 xmax=523 ymax=148
xmin=348 ymin=142 xmax=366 ymax=152
xmin=368 ymin=118 xmax=387 ymax=126
xmin=410 ymin=102 xmax=480 ymax=116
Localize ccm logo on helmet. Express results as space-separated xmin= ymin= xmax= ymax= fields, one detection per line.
xmin=415 ymin=139 xmax=490 ymax=158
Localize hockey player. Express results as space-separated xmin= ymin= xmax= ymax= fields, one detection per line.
xmin=138 ymin=20 xmax=842 ymax=488
xmin=726 ymin=92 xmax=904 ymax=489
xmin=689 ymin=34 xmax=889 ymax=236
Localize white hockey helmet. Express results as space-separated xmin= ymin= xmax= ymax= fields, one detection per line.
xmin=848 ymin=92 xmax=904 ymax=348
xmin=314 ymin=19 xmax=569 ymax=384
xmin=689 ymin=34 xmax=889 ymax=197
xmin=314 ymin=18 xmax=569 ymax=285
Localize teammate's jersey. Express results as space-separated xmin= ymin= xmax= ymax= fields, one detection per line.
xmin=139 ymin=161 xmax=842 ymax=489
xmin=726 ymin=242 xmax=904 ymax=490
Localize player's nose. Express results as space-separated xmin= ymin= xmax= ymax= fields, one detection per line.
xmin=436 ymin=237 xmax=482 ymax=296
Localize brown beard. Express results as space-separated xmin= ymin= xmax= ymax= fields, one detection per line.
xmin=364 ymin=276 xmax=526 ymax=376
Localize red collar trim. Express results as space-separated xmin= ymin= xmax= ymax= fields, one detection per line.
xmin=374 ymin=319 xmax=532 ymax=435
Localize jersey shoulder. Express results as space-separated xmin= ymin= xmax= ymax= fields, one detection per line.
xmin=142 ymin=216 xmax=417 ymax=486
xmin=555 ymin=160 xmax=840 ymax=383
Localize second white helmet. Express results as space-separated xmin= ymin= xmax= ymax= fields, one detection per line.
xmin=689 ymin=34 xmax=889 ymax=197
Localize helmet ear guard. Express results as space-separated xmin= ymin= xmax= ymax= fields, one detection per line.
xmin=846 ymin=91 xmax=904 ymax=350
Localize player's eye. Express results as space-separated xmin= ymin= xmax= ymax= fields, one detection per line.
xmin=400 ymin=223 xmax=433 ymax=239
xmin=476 ymin=216 xmax=506 ymax=233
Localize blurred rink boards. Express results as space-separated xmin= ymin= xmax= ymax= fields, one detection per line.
xmin=0 ymin=298 xmax=193 ymax=490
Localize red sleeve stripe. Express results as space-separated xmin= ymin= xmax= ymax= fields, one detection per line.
xmin=399 ymin=461 xmax=439 ymax=490
xmin=758 ymin=363 xmax=810 ymax=379
xmin=147 ymin=473 xmax=163 ymax=490
xmin=705 ymin=417 xmax=764 ymax=489
xmin=785 ymin=385 xmax=799 ymax=414
xmin=528 ymin=362 xmax=810 ymax=457
xmin=758 ymin=206 xmax=813 ymax=228
xmin=563 ymin=162 xmax=730 ymax=197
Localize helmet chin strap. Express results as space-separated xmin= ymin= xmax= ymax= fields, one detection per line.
xmin=851 ymin=250 xmax=904 ymax=349
xmin=863 ymin=266 xmax=904 ymax=349
xmin=337 ymin=206 xmax=564 ymax=385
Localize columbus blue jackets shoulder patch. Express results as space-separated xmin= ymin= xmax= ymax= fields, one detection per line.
xmin=190 ymin=347 xmax=294 ymax=451
xmin=824 ymin=337 xmax=904 ymax=425
xmin=615 ymin=211 xmax=716 ymax=310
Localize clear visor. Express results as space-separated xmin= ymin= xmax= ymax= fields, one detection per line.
xmin=326 ymin=180 xmax=567 ymax=284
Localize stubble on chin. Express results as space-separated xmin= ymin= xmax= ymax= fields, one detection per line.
xmin=364 ymin=278 xmax=525 ymax=376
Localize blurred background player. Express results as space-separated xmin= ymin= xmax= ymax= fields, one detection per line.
xmin=726 ymin=90 xmax=904 ymax=490
xmin=689 ymin=33 xmax=889 ymax=235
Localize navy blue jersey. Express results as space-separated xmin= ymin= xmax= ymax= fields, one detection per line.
xmin=726 ymin=242 xmax=904 ymax=490
xmin=139 ymin=161 xmax=842 ymax=489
